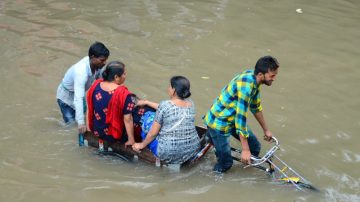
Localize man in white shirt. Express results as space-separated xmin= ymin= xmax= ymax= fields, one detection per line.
xmin=56 ymin=42 xmax=110 ymax=133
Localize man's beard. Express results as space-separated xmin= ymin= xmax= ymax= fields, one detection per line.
xmin=263 ymin=79 xmax=273 ymax=86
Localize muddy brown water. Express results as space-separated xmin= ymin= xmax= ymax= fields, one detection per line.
xmin=0 ymin=0 xmax=359 ymax=201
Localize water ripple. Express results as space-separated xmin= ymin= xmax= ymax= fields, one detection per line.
xmin=324 ymin=188 xmax=360 ymax=202
xmin=85 ymin=179 xmax=157 ymax=189
xmin=316 ymin=167 xmax=359 ymax=192
xmin=82 ymin=186 xmax=111 ymax=191
xmin=336 ymin=131 xmax=351 ymax=140
xmin=177 ymin=185 xmax=213 ymax=195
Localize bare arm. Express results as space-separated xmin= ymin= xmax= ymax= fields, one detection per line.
xmin=132 ymin=121 xmax=161 ymax=151
xmin=253 ymin=111 xmax=272 ymax=141
xmin=74 ymin=73 xmax=87 ymax=133
xmin=239 ymin=134 xmax=251 ymax=165
xmin=86 ymin=107 xmax=90 ymax=132
xmin=136 ymin=99 xmax=159 ymax=110
xmin=124 ymin=114 xmax=135 ymax=146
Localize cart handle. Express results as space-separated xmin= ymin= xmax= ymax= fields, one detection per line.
xmin=245 ymin=136 xmax=280 ymax=168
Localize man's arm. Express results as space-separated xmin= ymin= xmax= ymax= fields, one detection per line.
xmin=239 ymin=133 xmax=251 ymax=165
xmin=86 ymin=105 xmax=90 ymax=132
xmin=250 ymin=88 xmax=272 ymax=141
xmin=253 ymin=111 xmax=272 ymax=141
xmin=74 ymin=71 xmax=87 ymax=133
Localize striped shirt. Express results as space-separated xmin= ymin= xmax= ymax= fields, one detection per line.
xmin=204 ymin=70 xmax=262 ymax=138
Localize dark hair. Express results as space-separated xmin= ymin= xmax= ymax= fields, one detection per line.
xmin=254 ymin=56 xmax=279 ymax=75
xmin=170 ymin=76 xmax=191 ymax=99
xmin=88 ymin=41 xmax=110 ymax=58
xmin=102 ymin=61 xmax=125 ymax=81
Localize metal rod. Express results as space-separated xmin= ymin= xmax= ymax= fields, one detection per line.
xmin=273 ymin=154 xmax=310 ymax=184
xmin=267 ymin=159 xmax=304 ymax=191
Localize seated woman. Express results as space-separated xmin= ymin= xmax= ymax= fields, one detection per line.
xmin=86 ymin=61 xmax=153 ymax=145
xmin=132 ymin=76 xmax=201 ymax=164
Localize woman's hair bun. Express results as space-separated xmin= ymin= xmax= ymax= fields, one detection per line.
xmin=170 ymin=76 xmax=191 ymax=99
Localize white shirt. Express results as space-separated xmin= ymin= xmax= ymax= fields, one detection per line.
xmin=56 ymin=56 xmax=99 ymax=125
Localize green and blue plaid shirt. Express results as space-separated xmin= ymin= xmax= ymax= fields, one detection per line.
xmin=204 ymin=70 xmax=262 ymax=138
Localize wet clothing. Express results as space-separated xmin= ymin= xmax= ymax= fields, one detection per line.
xmin=203 ymin=69 xmax=263 ymax=172
xmin=87 ymin=80 xmax=153 ymax=142
xmin=206 ymin=127 xmax=261 ymax=173
xmin=57 ymin=99 xmax=75 ymax=124
xmin=56 ymin=56 xmax=101 ymax=125
xmin=151 ymin=100 xmax=200 ymax=164
xmin=87 ymin=80 xmax=131 ymax=140
xmin=204 ymin=70 xmax=262 ymax=138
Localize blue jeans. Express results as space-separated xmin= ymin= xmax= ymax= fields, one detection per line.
xmin=206 ymin=127 xmax=261 ymax=172
xmin=57 ymin=99 xmax=75 ymax=124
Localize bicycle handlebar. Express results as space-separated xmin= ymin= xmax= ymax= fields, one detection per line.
xmin=245 ymin=136 xmax=280 ymax=168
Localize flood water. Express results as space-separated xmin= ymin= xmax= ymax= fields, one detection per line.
xmin=1 ymin=0 xmax=360 ymax=201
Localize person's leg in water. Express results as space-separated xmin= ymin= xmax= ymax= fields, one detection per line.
xmin=57 ymin=99 xmax=75 ymax=125
xmin=206 ymin=127 xmax=233 ymax=173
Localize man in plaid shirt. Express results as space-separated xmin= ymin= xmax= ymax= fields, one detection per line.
xmin=204 ymin=56 xmax=279 ymax=173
